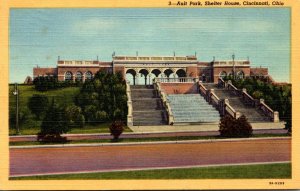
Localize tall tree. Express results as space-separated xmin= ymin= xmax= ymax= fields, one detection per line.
xmin=28 ymin=94 xmax=49 ymax=119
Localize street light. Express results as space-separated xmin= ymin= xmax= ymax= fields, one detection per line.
xmin=13 ymin=83 xmax=20 ymax=135
xmin=232 ymin=53 xmax=235 ymax=80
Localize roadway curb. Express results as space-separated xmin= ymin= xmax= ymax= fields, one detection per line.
xmin=10 ymin=137 xmax=291 ymax=149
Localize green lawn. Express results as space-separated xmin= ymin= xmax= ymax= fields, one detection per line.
xmin=9 ymin=122 xmax=131 ymax=136
xmin=9 ymin=85 xmax=80 ymax=134
xmin=10 ymin=163 xmax=291 ymax=179
xmin=9 ymin=134 xmax=289 ymax=146
xmin=9 ymin=85 xmax=131 ymax=135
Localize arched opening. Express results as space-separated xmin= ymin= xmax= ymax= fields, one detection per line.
xmin=65 ymin=71 xmax=73 ymax=81
xmin=137 ymin=69 xmax=149 ymax=85
xmin=219 ymin=71 xmax=227 ymax=79
xmin=236 ymin=71 xmax=244 ymax=79
xmin=75 ymin=71 xmax=83 ymax=82
xmin=85 ymin=71 xmax=93 ymax=81
xmin=164 ymin=69 xmax=174 ymax=78
xmin=176 ymin=69 xmax=186 ymax=82
xmin=176 ymin=69 xmax=186 ymax=77
xmin=201 ymin=73 xmax=206 ymax=82
xmin=151 ymin=69 xmax=161 ymax=84
xmin=126 ymin=69 xmax=136 ymax=85
xmin=151 ymin=69 xmax=161 ymax=77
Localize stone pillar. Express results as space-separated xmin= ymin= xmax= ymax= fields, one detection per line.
xmin=235 ymin=111 xmax=241 ymax=119
xmin=82 ymin=74 xmax=85 ymax=83
xmin=273 ymin=111 xmax=279 ymax=123
xmin=259 ymin=98 xmax=265 ymax=104
xmin=224 ymin=98 xmax=230 ymax=105
xmin=72 ymin=75 xmax=75 ymax=82
xmin=242 ymin=88 xmax=247 ymax=93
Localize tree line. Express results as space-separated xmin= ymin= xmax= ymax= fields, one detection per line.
xmin=13 ymin=71 xmax=128 ymax=141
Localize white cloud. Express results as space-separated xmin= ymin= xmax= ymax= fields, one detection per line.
xmin=72 ymin=18 xmax=119 ymax=35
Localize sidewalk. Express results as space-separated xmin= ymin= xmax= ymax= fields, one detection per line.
xmin=10 ymin=128 xmax=288 ymax=143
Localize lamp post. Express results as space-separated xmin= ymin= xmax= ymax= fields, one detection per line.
xmin=13 ymin=83 xmax=20 ymax=135
xmin=232 ymin=53 xmax=235 ymax=80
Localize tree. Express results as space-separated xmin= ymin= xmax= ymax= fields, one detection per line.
xmin=109 ymin=121 xmax=124 ymax=140
xmin=28 ymin=94 xmax=49 ymax=119
xmin=38 ymin=100 xmax=69 ymax=142
xmin=75 ymin=70 xmax=128 ymax=124
xmin=64 ymin=105 xmax=85 ymax=128
xmin=219 ymin=115 xmax=253 ymax=138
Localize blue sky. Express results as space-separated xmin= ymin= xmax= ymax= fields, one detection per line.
xmin=10 ymin=8 xmax=290 ymax=83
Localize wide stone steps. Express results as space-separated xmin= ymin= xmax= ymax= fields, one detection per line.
xmin=131 ymin=85 xmax=167 ymax=126
xmin=132 ymin=98 xmax=164 ymax=110
xmin=167 ymin=94 xmax=220 ymax=123
xmin=131 ymin=89 xmax=158 ymax=99
xmin=133 ymin=110 xmax=165 ymax=118
xmin=202 ymin=83 xmax=271 ymax=122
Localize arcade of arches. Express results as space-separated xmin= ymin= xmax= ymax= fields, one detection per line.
xmin=64 ymin=71 xmax=93 ymax=82
xmin=125 ymin=68 xmax=187 ymax=85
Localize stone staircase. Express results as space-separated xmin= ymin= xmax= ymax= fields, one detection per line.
xmin=167 ymin=94 xmax=220 ymax=124
xmin=203 ymin=83 xmax=270 ymax=122
xmin=131 ymin=85 xmax=167 ymax=126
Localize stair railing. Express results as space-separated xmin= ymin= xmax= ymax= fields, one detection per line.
xmin=210 ymin=89 xmax=220 ymax=110
xmin=225 ymin=80 xmax=280 ymax=122
xmin=199 ymin=81 xmax=223 ymax=113
xmin=259 ymin=99 xmax=279 ymax=122
xmin=218 ymin=77 xmax=225 ymax=88
xmin=241 ymin=88 xmax=255 ymax=107
xmin=223 ymin=99 xmax=241 ymax=119
xmin=154 ymin=82 xmax=174 ymax=125
xmin=199 ymin=81 xmax=208 ymax=98
xmin=126 ymin=81 xmax=133 ymax=126
xmin=227 ymin=80 xmax=240 ymax=96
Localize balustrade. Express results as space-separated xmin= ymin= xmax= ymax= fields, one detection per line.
xmin=199 ymin=82 xmax=207 ymax=97
xmin=154 ymin=82 xmax=174 ymax=125
xmin=242 ymin=88 xmax=255 ymax=106
xmin=126 ymin=81 xmax=133 ymax=126
xmin=155 ymin=77 xmax=197 ymax=83
xmin=218 ymin=77 xmax=225 ymax=88
xmin=259 ymin=99 xmax=279 ymax=122
xmin=227 ymin=81 xmax=240 ymax=96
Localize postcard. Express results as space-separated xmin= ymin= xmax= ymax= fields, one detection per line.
xmin=0 ymin=0 xmax=299 ymax=190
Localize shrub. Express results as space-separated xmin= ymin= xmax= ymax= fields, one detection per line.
xmin=219 ymin=115 xmax=253 ymax=138
xmin=252 ymin=90 xmax=264 ymax=99
xmin=38 ymin=100 xmax=69 ymax=142
xmin=95 ymin=111 xmax=108 ymax=123
xmin=64 ymin=105 xmax=85 ymax=128
xmin=28 ymin=94 xmax=49 ymax=119
xmin=109 ymin=121 xmax=124 ymax=140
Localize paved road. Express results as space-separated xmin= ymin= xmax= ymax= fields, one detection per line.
xmin=10 ymin=129 xmax=288 ymax=142
xmin=10 ymin=138 xmax=290 ymax=176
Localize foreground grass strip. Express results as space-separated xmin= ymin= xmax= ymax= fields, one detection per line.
xmin=10 ymin=163 xmax=291 ymax=180
xmin=9 ymin=134 xmax=289 ymax=146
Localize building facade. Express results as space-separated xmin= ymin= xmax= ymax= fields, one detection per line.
xmin=33 ymin=55 xmax=270 ymax=84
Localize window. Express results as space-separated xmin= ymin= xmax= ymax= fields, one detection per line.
xmin=76 ymin=72 xmax=83 ymax=81
xmin=65 ymin=71 xmax=72 ymax=81
xmin=85 ymin=71 xmax=93 ymax=80
xmin=236 ymin=71 xmax=245 ymax=79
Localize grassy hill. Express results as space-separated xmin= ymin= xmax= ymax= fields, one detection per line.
xmin=9 ymin=84 xmax=131 ymax=135
xmin=9 ymin=85 xmax=80 ymax=135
